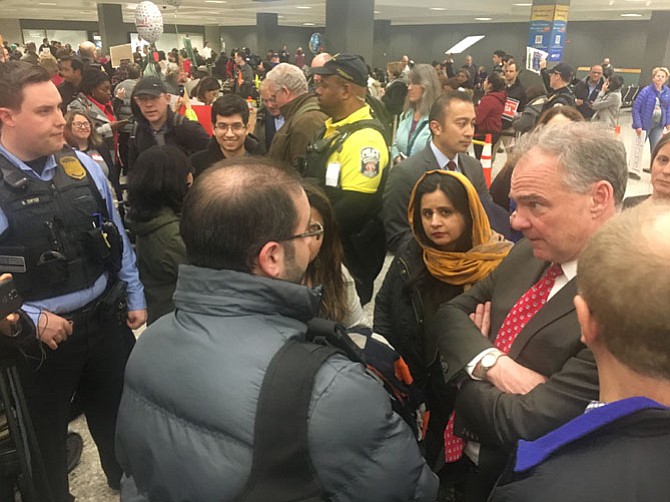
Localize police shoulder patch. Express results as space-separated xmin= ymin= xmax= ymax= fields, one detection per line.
xmin=59 ymin=156 xmax=87 ymax=180
xmin=360 ymin=147 xmax=380 ymax=178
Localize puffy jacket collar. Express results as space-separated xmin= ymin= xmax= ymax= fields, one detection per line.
xmin=173 ymin=265 xmax=321 ymax=321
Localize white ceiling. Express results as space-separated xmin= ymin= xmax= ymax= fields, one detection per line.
xmin=0 ymin=0 xmax=667 ymax=26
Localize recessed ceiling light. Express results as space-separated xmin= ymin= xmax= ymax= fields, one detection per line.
xmin=374 ymin=10 xmax=381 ymax=14
xmin=621 ymin=12 xmax=642 ymax=16
xmin=38 ymin=2 xmax=56 ymax=4
xmin=126 ymin=3 xmax=138 ymax=9
xmin=296 ymin=5 xmax=312 ymax=9
xmin=205 ymin=1 xmax=226 ymax=3
xmin=303 ymin=22 xmax=315 ymax=26
xmin=430 ymin=7 xmax=446 ymax=11
xmin=513 ymin=2 xmax=532 ymax=6
xmin=475 ymin=17 xmax=493 ymax=20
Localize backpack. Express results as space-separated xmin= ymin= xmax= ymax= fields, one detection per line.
xmin=365 ymin=94 xmax=394 ymax=146
xmin=236 ymin=319 xmax=428 ymax=502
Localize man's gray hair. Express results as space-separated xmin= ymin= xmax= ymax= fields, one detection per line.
xmin=265 ymin=63 xmax=308 ymax=96
xmin=514 ymin=122 xmax=628 ymax=208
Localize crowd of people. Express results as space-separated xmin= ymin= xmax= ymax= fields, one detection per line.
xmin=0 ymin=32 xmax=669 ymax=502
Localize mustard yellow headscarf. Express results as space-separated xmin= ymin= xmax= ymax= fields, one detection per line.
xmin=407 ymin=170 xmax=512 ymax=286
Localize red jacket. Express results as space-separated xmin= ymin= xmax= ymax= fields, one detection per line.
xmin=476 ymin=90 xmax=507 ymax=134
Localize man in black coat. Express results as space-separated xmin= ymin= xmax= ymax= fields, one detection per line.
xmin=127 ymin=76 xmax=210 ymax=171
xmin=573 ymin=64 xmax=605 ymax=119
xmin=430 ymin=122 xmax=627 ymax=502
xmin=383 ymin=91 xmax=492 ymax=252
xmin=540 ymin=62 xmax=576 ymax=113
xmin=490 ymin=202 xmax=670 ymax=502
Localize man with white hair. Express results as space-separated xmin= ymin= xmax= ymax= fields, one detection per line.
xmin=265 ymin=62 xmax=328 ymax=169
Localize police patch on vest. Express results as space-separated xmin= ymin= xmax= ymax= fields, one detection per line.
xmin=360 ymin=147 xmax=380 ymax=178
xmin=59 ymin=156 xmax=87 ymax=180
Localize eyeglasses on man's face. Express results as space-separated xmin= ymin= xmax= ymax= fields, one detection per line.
xmin=214 ymin=122 xmax=246 ymax=133
xmin=72 ymin=121 xmax=91 ymax=129
xmin=283 ymin=221 xmax=324 ymax=241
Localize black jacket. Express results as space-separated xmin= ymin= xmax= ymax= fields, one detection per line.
xmin=189 ymin=135 xmax=264 ymax=178
xmin=541 ymin=86 xmax=576 ymax=113
xmin=490 ymin=401 xmax=670 ymax=502
xmin=128 ymin=106 xmax=210 ymax=171
xmin=574 ymin=76 xmax=604 ymax=119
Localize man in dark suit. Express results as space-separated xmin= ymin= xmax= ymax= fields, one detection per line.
xmin=490 ymin=201 xmax=670 ymax=502
xmin=383 ymin=91 xmax=492 ymax=252
xmin=429 ymin=121 xmax=628 ymax=501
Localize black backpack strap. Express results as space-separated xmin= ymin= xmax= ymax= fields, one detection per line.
xmin=237 ymin=339 xmax=338 ymax=502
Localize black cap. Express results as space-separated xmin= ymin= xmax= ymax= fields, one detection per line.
xmin=548 ymin=62 xmax=574 ymax=82
xmin=133 ymin=76 xmax=167 ymax=97
xmin=310 ymin=54 xmax=368 ymax=87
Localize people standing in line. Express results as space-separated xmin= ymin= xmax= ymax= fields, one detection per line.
xmin=632 ymin=66 xmax=670 ymax=155
xmin=126 ymin=145 xmax=191 ymax=325
xmin=392 ymin=64 xmax=442 ymax=166
xmin=375 ymin=170 xmax=511 ymax=469
xmin=57 ymin=55 xmax=85 ymax=113
xmin=590 ymin=74 xmax=624 ymax=129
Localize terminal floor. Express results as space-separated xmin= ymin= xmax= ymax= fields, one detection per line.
xmin=68 ymin=109 xmax=652 ymax=501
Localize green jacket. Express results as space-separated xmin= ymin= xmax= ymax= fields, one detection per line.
xmin=128 ymin=208 xmax=186 ymax=325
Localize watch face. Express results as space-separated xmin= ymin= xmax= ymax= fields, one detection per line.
xmin=482 ymin=353 xmax=498 ymax=368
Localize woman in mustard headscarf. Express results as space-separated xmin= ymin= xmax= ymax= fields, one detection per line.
xmin=373 ymin=170 xmax=511 ymax=467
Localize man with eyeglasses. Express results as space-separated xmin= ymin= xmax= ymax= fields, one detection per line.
xmin=190 ymin=94 xmax=264 ymax=177
xmin=116 ymin=156 xmax=438 ymax=501
xmin=127 ymin=75 xmax=209 ymax=171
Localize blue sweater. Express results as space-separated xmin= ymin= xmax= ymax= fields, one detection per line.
xmin=392 ymin=110 xmax=431 ymax=160
xmin=632 ymin=84 xmax=670 ymax=131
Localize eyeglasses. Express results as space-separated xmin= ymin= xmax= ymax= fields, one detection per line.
xmin=72 ymin=121 xmax=91 ymax=129
xmin=283 ymin=221 xmax=324 ymax=241
xmin=213 ymin=122 xmax=246 ymax=133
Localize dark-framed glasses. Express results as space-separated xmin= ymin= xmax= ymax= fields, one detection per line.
xmin=214 ymin=122 xmax=246 ymax=133
xmin=72 ymin=121 xmax=91 ymax=129
xmin=283 ymin=221 xmax=324 ymax=241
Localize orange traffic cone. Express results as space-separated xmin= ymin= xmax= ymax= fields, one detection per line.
xmin=481 ymin=134 xmax=493 ymax=187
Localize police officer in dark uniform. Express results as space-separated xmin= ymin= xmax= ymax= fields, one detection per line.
xmin=0 ymin=61 xmax=147 ymax=502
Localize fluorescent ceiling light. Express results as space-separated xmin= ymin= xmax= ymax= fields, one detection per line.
xmin=374 ymin=10 xmax=381 ymax=14
xmin=445 ymin=35 xmax=486 ymax=54
xmin=430 ymin=7 xmax=446 ymax=11
xmin=205 ymin=1 xmax=226 ymax=3
xmin=38 ymin=2 xmax=56 ymax=4
xmin=621 ymin=13 xmax=642 ymax=16
xmin=475 ymin=17 xmax=493 ymax=20
xmin=303 ymin=22 xmax=315 ymax=26
xmin=296 ymin=5 xmax=312 ymax=9
xmin=513 ymin=3 xmax=532 ymax=6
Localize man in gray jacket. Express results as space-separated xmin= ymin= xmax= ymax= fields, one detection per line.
xmin=115 ymin=157 xmax=438 ymax=502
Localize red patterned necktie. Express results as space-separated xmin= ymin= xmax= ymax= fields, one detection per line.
xmin=444 ymin=263 xmax=564 ymax=463
xmin=445 ymin=160 xmax=457 ymax=171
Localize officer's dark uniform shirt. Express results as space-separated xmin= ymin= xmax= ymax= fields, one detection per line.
xmin=0 ymin=145 xmax=145 ymax=325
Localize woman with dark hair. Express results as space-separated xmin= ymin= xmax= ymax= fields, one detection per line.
xmin=193 ymin=76 xmax=221 ymax=105
xmin=474 ymin=71 xmax=507 ymax=159
xmin=67 ymin=67 xmax=128 ymax=152
xmin=63 ymin=111 xmax=113 ymax=177
xmin=536 ymin=104 xmax=584 ymax=126
xmin=303 ymin=182 xmax=367 ymax=327
xmin=382 ymin=61 xmax=408 ymax=118
xmin=624 ymin=133 xmax=670 ymax=208
xmin=374 ymin=170 xmax=511 ymax=467
xmin=127 ymin=145 xmax=192 ymax=324
xmin=591 ymin=75 xmax=624 ymax=129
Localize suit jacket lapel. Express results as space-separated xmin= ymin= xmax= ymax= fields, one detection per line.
xmin=424 ymin=145 xmax=440 ymax=171
xmin=508 ymin=277 xmax=578 ymax=358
